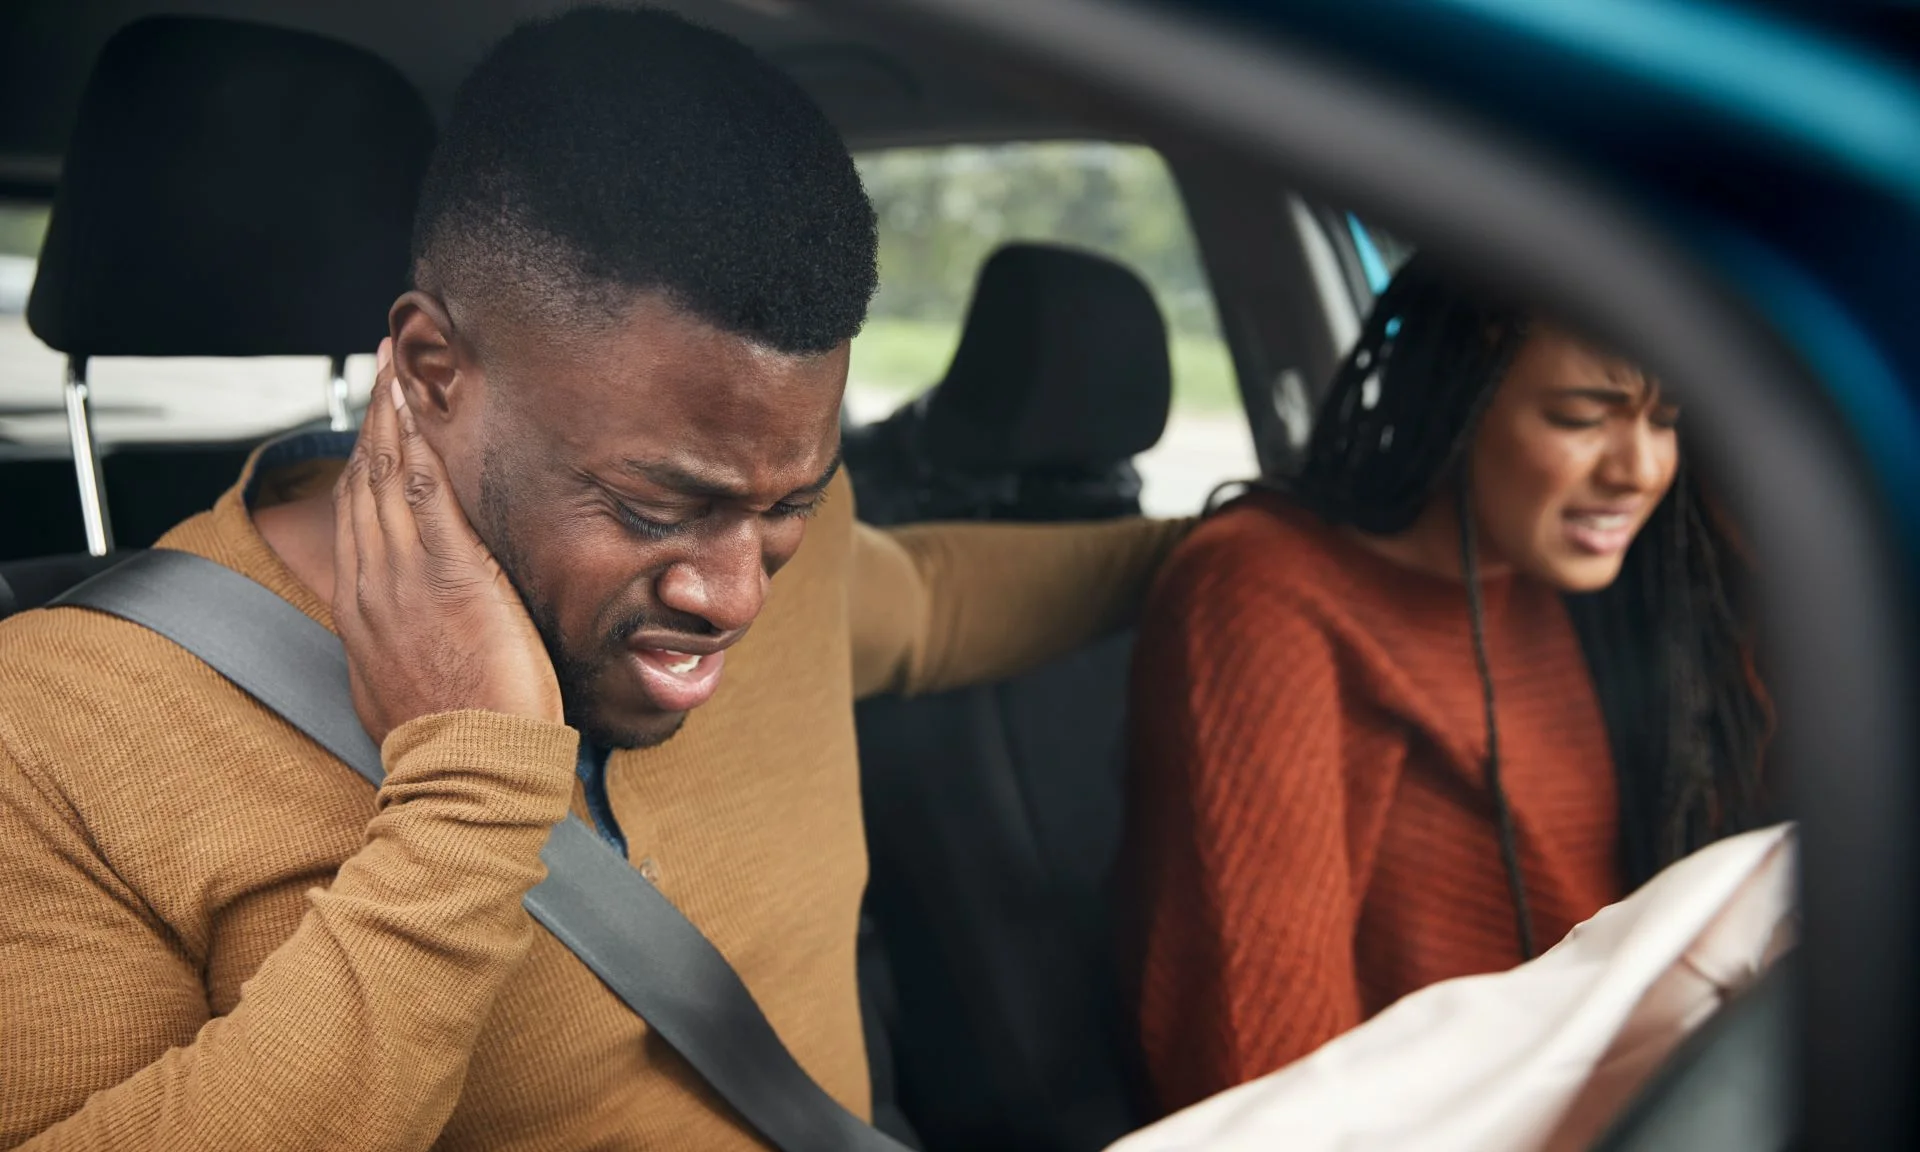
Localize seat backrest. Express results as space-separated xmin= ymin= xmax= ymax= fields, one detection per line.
xmin=0 ymin=551 xmax=135 ymax=620
xmin=2 ymin=15 xmax=433 ymax=562
xmin=0 ymin=453 xmax=88 ymax=561
xmin=852 ymin=243 xmax=1173 ymax=1151
xmin=858 ymin=636 xmax=1147 ymax=1152
xmin=0 ymin=439 xmax=268 ymax=562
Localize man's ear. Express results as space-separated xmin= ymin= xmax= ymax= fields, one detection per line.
xmin=388 ymin=291 xmax=471 ymax=431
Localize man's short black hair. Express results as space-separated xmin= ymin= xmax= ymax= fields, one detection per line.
xmin=412 ymin=5 xmax=877 ymax=354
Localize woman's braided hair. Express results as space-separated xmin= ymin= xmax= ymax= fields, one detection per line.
xmin=1251 ymin=253 xmax=1771 ymax=957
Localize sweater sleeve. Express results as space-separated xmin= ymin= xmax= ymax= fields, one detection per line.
xmin=848 ymin=516 xmax=1192 ymax=699
xmin=1123 ymin=524 xmax=1369 ymax=1115
xmin=0 ymin=711 xmax=578 ymax=1152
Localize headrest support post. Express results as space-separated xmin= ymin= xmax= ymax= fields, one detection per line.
xmin=61 ymin=355 xmax=113 ymax=556
xmin=326 ymin=355 xmax=353 ymax=432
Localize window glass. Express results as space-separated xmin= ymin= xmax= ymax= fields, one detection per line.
xmin=850 ymin=142 xmax=1259 ymax=516
xmin=1345 ymin=213 xmax=1416 ymax=294
xmin=0 ymin=202 xmax=45 ymax=311
xmin=0 ymin=199 xmax=375 ymax=447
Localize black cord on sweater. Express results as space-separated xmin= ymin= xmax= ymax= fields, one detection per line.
xmin=1456 ymin=470 xmax=1538 ymax=961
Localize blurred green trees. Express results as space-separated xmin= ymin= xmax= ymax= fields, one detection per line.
xmin=851 ymin=142 xmax=1240 ymax=411
xmin=858 ymin=142 xmax=1221 ymax=338
xmin=0 ymin=203 xmax=50 ymax=257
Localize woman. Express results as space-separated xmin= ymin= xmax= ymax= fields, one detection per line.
xmin=1119 ymin=255 xmax=1771 ymax=1115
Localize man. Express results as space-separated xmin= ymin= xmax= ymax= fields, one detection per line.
xmin=0 ymin=8 xmax=1186 ymax=1150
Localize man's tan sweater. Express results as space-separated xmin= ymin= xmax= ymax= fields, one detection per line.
xmin=0 ymin=441 xmax=1186 ymax=1150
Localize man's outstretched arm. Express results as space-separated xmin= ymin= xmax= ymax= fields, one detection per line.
xmin=849 ymin=516 xmax=1192 ymax=699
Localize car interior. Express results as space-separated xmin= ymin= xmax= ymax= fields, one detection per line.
xmin=3 ymin=1 xmax=1913 ymax=1150
xmin=846 ymin=237 xmax=1174 ymax=1149
xmin=0 ymin=7 xmax=1344 ymax=1147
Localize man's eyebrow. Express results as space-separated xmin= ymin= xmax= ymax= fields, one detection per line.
xmin=612 ymin=460 xmax=747 ymax=500
xmin=792 ymin=449 xmax=844 ymax=498
xmin=611 ymin=448 xmax=843 ymax=502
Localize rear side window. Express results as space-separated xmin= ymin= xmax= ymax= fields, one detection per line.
xmin=0 ymin=201 xmax=46 ymax=312
xmin=0 ymin=199 xmax=375 ymax=447
xmin=0 ymin=201 xmax=58 ymax=441
xmin=850 ymin=142 xmax=1259 ymax=516
xmin=1345 ymin=213 xmax=1416 ymax=296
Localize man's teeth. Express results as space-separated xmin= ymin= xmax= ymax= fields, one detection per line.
xmin=663 ymin=652 xmax=700 ymax=675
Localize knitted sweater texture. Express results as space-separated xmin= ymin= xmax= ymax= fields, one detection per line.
xmin=1124 ymin=494 xmax=1622 ymax=1114
xmin=0 ymin=444 xmax=1186 ymax=1150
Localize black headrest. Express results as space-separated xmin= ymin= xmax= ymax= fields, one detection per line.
xmin=922 ymin=243 xmax=1173 ymax=471
xmin=28 ymin=17 xmax=434 ymax=359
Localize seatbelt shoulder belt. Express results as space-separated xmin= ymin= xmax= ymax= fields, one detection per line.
xmin=51 ymin=548 xmax=906 ymax=1152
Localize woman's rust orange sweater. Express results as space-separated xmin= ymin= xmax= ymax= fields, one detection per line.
xmin=1122 ymin=493 xmax=1625 ymax=1114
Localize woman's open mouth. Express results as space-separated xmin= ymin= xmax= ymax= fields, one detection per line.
xmin=1563 ymin=509 xmax=1639 ymax=557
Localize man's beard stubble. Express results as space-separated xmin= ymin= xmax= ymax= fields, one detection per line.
xmin=477 ymin=448 xmax=686 ymax=751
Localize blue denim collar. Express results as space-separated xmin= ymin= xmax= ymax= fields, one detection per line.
xmin=242 ymin=429 xmax=357 ymax=510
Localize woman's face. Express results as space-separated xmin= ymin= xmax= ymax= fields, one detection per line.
xmin=1468 ymin=325 xmax=1679 ymax=592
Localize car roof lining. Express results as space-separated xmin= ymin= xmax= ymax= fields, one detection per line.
xmin=0 ymin=0 xmax=1108 ymax=187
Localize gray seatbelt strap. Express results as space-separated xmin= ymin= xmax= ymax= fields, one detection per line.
xmin=52 ymin=548 xmax=906 ymax=1152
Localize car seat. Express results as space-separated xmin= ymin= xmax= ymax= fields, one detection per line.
xmin=849 ymin=241 xmax=1174 ymax=1152
xmin=0 ymin=14 xmax=432 ymax=570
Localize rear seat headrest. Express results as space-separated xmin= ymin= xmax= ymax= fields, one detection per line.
xmin=923 ymin=243 xmax=1173 ymax=472
xmin=28 ymin=16 xmax=434 ymax=359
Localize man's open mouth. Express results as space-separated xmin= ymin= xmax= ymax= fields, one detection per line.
xmin=625 ymin=642 xmax=729 ymax=713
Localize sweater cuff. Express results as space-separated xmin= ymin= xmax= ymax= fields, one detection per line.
xmin=380 ymin=710 xmax=580 ymax=807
